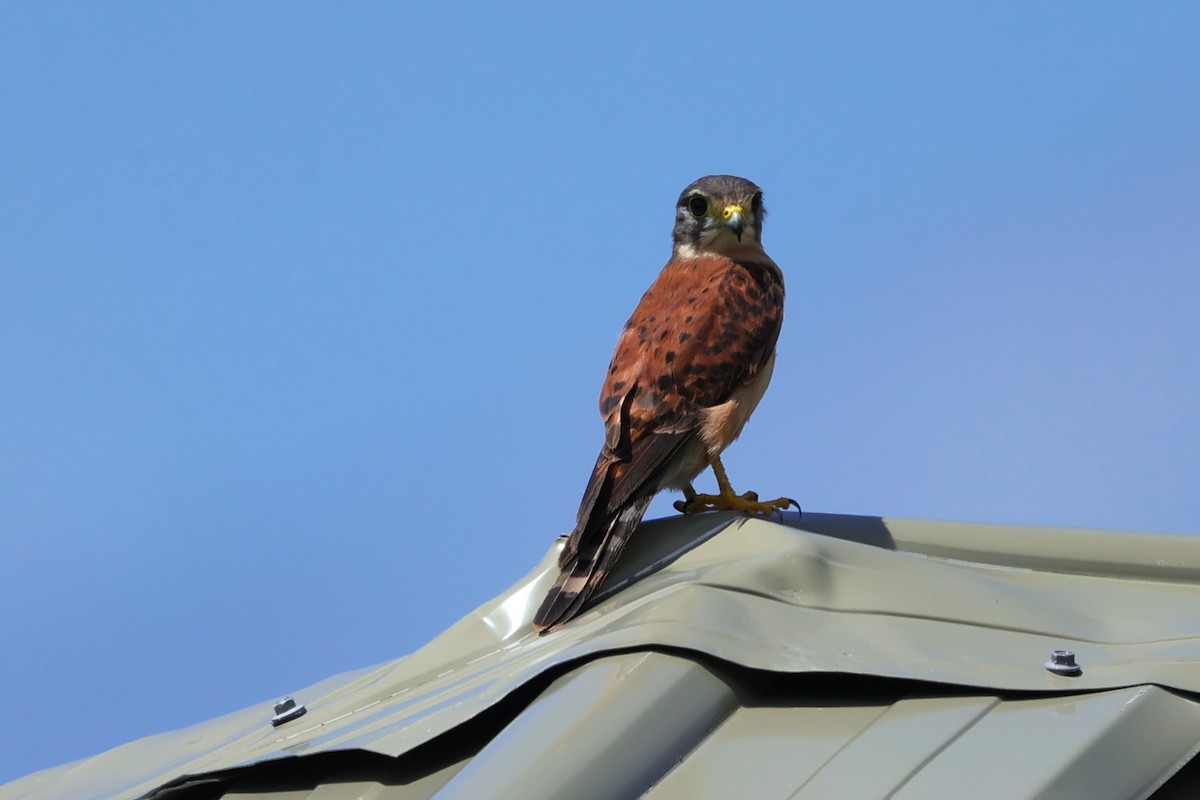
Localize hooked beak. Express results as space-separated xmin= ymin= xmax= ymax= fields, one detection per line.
xmin=722 ymin=204 xmax=745 ymax=241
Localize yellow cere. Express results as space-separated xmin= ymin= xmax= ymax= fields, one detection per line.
xmin=722 ymin=204 xmax=744 ymax=220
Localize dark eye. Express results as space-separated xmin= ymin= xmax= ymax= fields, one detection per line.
xmin=687 ymin=196 xmax=708 ymax=217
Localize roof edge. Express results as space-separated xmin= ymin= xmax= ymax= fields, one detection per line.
xmin=791 ymin=511 xmax=1200 ymax=583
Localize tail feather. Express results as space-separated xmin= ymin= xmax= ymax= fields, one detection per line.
xmin=558 ymin=450 xmax=615 ymax=569
xmin=532 ymin=493 xmax=654 ymax=633
xmin=535 ymin=430 xmax=695 ymax=633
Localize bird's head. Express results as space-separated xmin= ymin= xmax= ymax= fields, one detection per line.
xmin=672 ymin=175 xmax=767 ymax=260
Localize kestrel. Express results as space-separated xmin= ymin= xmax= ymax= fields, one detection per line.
xmin=533 ymin=175 xmax=795 ymax=633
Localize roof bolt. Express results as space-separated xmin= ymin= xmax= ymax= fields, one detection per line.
xmin=270 ymin=695 xmax=307 ymax=727
xmin=1044 ymin=649 xmax=1082 ymax=676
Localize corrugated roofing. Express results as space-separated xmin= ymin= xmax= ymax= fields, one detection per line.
xmin=5 ymin=511 xmax=1200 ymax=799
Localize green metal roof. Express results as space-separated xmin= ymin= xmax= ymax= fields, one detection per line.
xmin=5 ymin=511 xmax=1200 ymax=799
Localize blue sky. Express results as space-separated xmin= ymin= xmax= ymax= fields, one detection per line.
xmin=2 ymin=1 xmax=1198 ymax=784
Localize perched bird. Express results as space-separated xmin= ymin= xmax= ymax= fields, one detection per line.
xmin=533 ymin=175 xmax=795 ymax=634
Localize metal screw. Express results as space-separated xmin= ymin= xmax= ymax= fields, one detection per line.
xmin=1044 ymin=649 xmax=1082 ymax=676
xmin=271 ymin=695 xmax=307 ymax=727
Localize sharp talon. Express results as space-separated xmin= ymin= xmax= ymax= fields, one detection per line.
xmin=673 ymin=500 xmax=688 ymax=514
xmin=741 ymin=490 xmax=759 ymax=502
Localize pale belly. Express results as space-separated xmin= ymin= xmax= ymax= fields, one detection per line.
xmin=659 ymin=351 xmax=777 ymax=490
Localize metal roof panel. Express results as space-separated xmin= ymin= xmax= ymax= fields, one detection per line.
xmin=4 ymin=511 xmax=1199 ymax=799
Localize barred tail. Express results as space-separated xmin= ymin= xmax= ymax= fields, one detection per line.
xmin=532 ymin=494 xmax=654 ymax=633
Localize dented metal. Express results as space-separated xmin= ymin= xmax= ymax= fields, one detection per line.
xmin=4 ymin=511 xmax=1199 ymax=799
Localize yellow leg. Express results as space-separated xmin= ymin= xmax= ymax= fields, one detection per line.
xmin=672 ymin=454 xmax=799 ymax=518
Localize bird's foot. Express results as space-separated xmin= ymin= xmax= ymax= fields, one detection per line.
xmin=673 ymin=489 xmax=799 ymax=519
